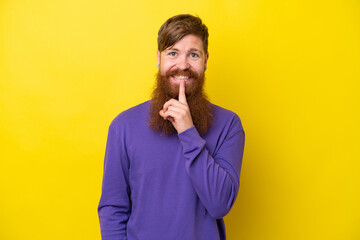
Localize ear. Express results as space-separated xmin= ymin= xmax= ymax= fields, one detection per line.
xmin=204 ymin=52 xmax=209 ymax=69
xmin=157 ymin=50 xmax=160 ymax=65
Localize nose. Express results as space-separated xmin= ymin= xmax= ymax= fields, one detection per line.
xmin=176 ymin=56 xmax=190 ymax=70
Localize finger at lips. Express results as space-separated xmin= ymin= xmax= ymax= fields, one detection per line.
xmin=178 ymin=80 xmax=187 ymax=104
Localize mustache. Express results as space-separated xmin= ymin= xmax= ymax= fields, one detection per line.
xmin=164 ymin=69 xmax=199 ymax=79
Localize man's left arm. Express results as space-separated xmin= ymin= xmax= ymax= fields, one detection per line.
xmin=178 ymin=117 xmax=245 ymax=219
xmin=160 ymin=79 xmax=245 ymax=219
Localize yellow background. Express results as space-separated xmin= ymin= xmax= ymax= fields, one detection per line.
xmin=1 ymin=0 xmax=359 ymax=239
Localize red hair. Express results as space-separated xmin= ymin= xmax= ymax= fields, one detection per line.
xmin=157 ymin=14 xmax=209 ymax=54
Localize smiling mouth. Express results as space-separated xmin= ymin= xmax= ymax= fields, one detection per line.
xmin=171 ymin=75 xmax=191 ymax=81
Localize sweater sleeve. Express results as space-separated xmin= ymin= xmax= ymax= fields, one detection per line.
xmin=177 ymin=115 xmax=245 ymax=219
xmin=98 ymin=122 xmax=131 ymax=240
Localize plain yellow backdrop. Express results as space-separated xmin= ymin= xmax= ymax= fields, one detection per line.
xmin=1 ymin=0 xmax=359 ymax=239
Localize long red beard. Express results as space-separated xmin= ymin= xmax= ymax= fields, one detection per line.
xmin=148 ymin=69 xmax=213 ymax=135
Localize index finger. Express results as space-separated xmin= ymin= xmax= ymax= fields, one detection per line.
xmin=178 ymin=79 xmax=187 ymax=104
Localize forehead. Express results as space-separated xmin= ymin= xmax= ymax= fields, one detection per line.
xmin=166 ymin=34 xmax=204 ymax=52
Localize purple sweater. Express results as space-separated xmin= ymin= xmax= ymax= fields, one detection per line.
xmin=98 ymin=100 xmax=245 ymax=240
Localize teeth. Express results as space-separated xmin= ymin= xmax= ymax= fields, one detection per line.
xmin=174 ymin=75 xmax=189 ymax=80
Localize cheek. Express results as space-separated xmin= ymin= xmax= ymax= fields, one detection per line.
xmin=192 ymin=58 xmax=205 ymax=67
xmin=193 ymin=63 xmax=205 ymax=73
xmin=160 ymin=62 xmax=173 ymax=73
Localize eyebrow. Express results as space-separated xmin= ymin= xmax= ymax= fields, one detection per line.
xmin=167 ymin=48 xmax=203 ymax=56
xmin=189 ymin=48 xmax=202 ymax=54
xmin=167 ymin=48 xmax=180 ymax=52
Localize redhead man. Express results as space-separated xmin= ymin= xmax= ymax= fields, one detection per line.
xmin=98 ymin=14 xmax=245 ymax=240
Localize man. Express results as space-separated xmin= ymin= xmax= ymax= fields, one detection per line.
xmin=98 ymin=14 xmax=245 ymax=240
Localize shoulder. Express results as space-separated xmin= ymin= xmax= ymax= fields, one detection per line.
xmin=211 ymin=103 xmax=241 ymax=124
xmin=210 ymin=103 xmax=244 ymax=131
xmin=211 ymin=103 xmax=238 ymax=118
xmin=109 ymin=100 xmax=150 ymax=129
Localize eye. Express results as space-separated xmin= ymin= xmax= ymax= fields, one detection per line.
xmin=190 ymin=52 xmax=199 ymax=58
xmin=168 ymin=52 xmax=177 ymax=57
